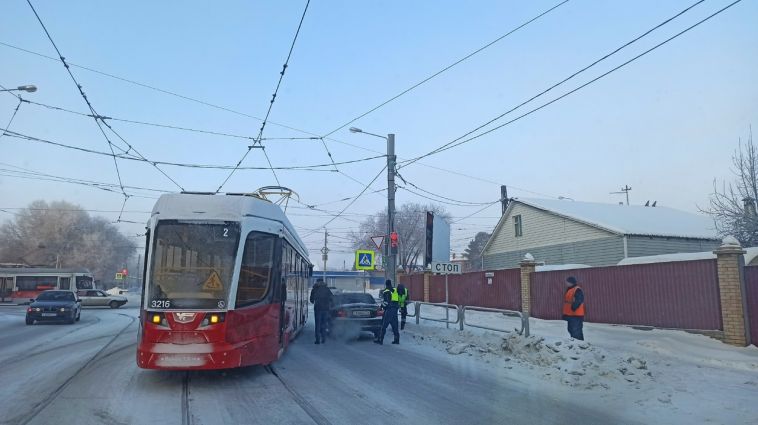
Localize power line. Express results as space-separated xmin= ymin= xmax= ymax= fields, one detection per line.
xmin=0 ymin=94 xmax=22 ymax=142
xmin=217 ymin=0 xmax=311 ymax=192
xmin=399 ymin=0 xmax=710 ymax=169
xmin=320 ymin=0 xmax=571 ymax=138
xmin=2 ymin=129 xmax=384 ymax=171
xmin=0 ymin=44 xmax=550 ymax=197
xmin=395 ymin=170 xmax=496 ymax=206
xmin=0 ymin=162 xmax=167 ymax=198
xmin=0 ymin=206 xmax=152 ymax=214
xmin=19 ymin=98 xmax=255 ymax=141
xmin=450 ymin=201 xmax=501 ymax=224
xmin=302 ymin=165 xmax=387 ymax=238
xmin=25 ymin=0 xmax=184 ymax=194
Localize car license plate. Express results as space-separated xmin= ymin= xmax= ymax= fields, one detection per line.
xmin=41 ymin=313 xmax=56 ymax=317
xmin=352 ymin=310 xmax=370 ymax=318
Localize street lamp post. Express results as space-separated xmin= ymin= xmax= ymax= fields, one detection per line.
xmin=350 ymin=127 xmax=397 ymax=285
xmin=0 ymin=85 xmax=37 ymax=93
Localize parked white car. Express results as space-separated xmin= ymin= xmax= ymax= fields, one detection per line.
xmin=77 ymin=289 xmax=127 ymax=308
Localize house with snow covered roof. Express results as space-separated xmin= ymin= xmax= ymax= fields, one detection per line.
xmin=481 ymin=198 xmax=721 ymax=269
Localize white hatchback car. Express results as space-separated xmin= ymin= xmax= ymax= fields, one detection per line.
xmin=77 ymin=289 xmax=128 ymax=308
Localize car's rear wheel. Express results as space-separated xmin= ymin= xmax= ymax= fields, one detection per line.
xmin=109 ymin=301 xmax=120 ymax=309
xmin=25 ymin=317 xmax=34 ymax=325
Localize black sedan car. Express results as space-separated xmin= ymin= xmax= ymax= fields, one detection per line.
xmin=26 ymin=290 xmax=81 ymax=325
xmin=329 ymin=292 xmax=383 ymax=339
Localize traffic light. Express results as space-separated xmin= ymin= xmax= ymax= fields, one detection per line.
xmin=390 ymin=231 xmax=398 ymax=248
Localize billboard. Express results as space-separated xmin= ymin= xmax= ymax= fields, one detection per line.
xmin=424 ymin=212 xmax=450 ymax=268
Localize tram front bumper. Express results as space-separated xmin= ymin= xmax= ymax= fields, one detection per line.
xmin=137 ymin=342 xmax=243 ymax=370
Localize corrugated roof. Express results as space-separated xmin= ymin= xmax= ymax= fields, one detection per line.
xmin=515 ymin=198 xmax=719 ymax=239
xmin=617 ymin=247 xmax=758 ymax=265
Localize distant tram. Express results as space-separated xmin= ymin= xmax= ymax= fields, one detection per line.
xmin=137 ymin=192 xmax=311 ymax=370
xmin=0 ymin=267 xmax=93 ymax=304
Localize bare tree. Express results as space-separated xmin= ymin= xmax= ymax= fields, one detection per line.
xmin=462 ymin=231 xmax=491 ymax=271
xmin=0 ymin=200 xmax=137 ymax=282
xmin=702 ymin=127 xmax=758 ymax=245
xmin=348 ymin=203 xmax=449 ymax=273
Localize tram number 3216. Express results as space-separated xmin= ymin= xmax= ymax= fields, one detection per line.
xmin=150 ymin=300 xmax=171 ymax=308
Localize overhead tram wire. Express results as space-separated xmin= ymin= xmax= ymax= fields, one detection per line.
xmin=0 ymin=46 xmax=550 ymax=198
xmin=0 ymin=94 xmax=22 ymax=142
xmin=407 ymin=0 xmax=744 ymax=163
xmin=2 ymin=129 xmax=384 ymax=171
xmin=399 ymin=0 xmax=711 ymax=169
xmin=320 ymin=0 xmax=571 ymax=138
xmin=302 ymin=165 xmax=388 ymax=239
xmin=25 ymin=0 xmax=185 ymax=199
xmin=216 ymin=0 xmax=311 ymax=192
xmin=18 ymin=98 xmax=256 ymax=141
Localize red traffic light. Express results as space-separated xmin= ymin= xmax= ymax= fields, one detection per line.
xmin=121 ymin=268 xmax=128 ymax=276
xmin=390 ymin=232 xmax=398 ymax=247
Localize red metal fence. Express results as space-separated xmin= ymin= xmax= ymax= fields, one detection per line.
xmin=531 ymin=260 xmax=722 ymax=330
xmin=744 ymin=266 xmax=758 ymax=347
xmin=401 ymin=269 xmax=521 ymax=310
xmin=404 ymin=274 xmax=424 ymax=302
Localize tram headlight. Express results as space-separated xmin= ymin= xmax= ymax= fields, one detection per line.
xmin=151 ymin=314 xmax=161 ymax=324
xmin=201 ymin=313 xmax=225 ymax=327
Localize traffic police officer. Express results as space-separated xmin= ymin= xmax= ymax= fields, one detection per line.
xmin=397 ymin=283 xmax=409 ymax=330
xmin=375 ymin=279 xmax=400 ymax=345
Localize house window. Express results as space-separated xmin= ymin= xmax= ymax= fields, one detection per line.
xmin=514 ymin=215 xmax=523 ymax=237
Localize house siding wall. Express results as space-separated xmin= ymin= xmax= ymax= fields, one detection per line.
xmin=483 ymin=236 xmax=625 ymax=269
xmin=484 ymin=203 xmax=615 ymax=256
xmin=626 ymin=236 xmax=721 ymax=258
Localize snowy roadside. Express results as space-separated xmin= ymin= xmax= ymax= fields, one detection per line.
xmin=402 ymin=305 xmax=758 ymax=425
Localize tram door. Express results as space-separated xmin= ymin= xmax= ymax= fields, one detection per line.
xmin=0 ymin=277 xmax=12 ymax=302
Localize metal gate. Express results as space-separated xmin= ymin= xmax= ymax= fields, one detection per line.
xmin=743 ymin=266 xmax=758 ymax=346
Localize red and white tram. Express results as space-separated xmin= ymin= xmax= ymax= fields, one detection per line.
xmin=136 ymin=192 xmax=311 ymax=370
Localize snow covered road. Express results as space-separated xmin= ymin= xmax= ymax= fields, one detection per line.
xmin=9 ymin=302 xmax=754 ymax=424
xmin=0 ymin=304 xmax=629 ymax=425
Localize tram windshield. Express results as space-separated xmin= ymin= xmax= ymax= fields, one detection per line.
xmin=148 ymin=221 xmax=240 ymax=310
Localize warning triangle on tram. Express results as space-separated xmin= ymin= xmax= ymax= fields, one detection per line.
xmin=203 ymin=270 xmax=224 ymax=291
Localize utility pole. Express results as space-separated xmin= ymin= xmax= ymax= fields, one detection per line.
xmin=501 ymin=185 xmax=509 ymax=215
xmin=321 ymin=229 xmax=328 ymax=282
xmin=610 ymin=185 xmax=632 ymax=206
xmin=387 ymin=133 xmax=397 ymax=285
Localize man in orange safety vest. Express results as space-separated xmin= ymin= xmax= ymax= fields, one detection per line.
xmin=563 ymin=276 xmax=585 ymax=340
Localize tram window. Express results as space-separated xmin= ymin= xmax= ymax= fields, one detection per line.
xmin=76 ymin=276 xmax=94 ymax=290
xmin=59 ymin=277 xmax=71 ymax=290
xmin=149 ymin=221 xmax=240 ymax=310
xmin=236 ymin=232 xmax=276 ymax=307
xmin=16 ymin=276 xmax=57 ymax=291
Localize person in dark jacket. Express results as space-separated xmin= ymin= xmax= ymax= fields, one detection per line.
xmin=310 ymin=279 xmax=333 ymax=344
xmin=375 ymin=279 xmax=400 ymax=345
xmin=562 ymin=276 xmax=585 ymax=340
xmin=396 ymin=283 xmax=409 ymax=330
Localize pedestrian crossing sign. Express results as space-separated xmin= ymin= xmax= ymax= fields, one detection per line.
xmin=355 ymin=250 xmax=375 ymax=270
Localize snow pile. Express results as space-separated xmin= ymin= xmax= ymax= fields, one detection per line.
xmin=500 ymin=334 xmax=654 ymax=389
xmin=412 ymin=327 xmax=656 ymax=390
